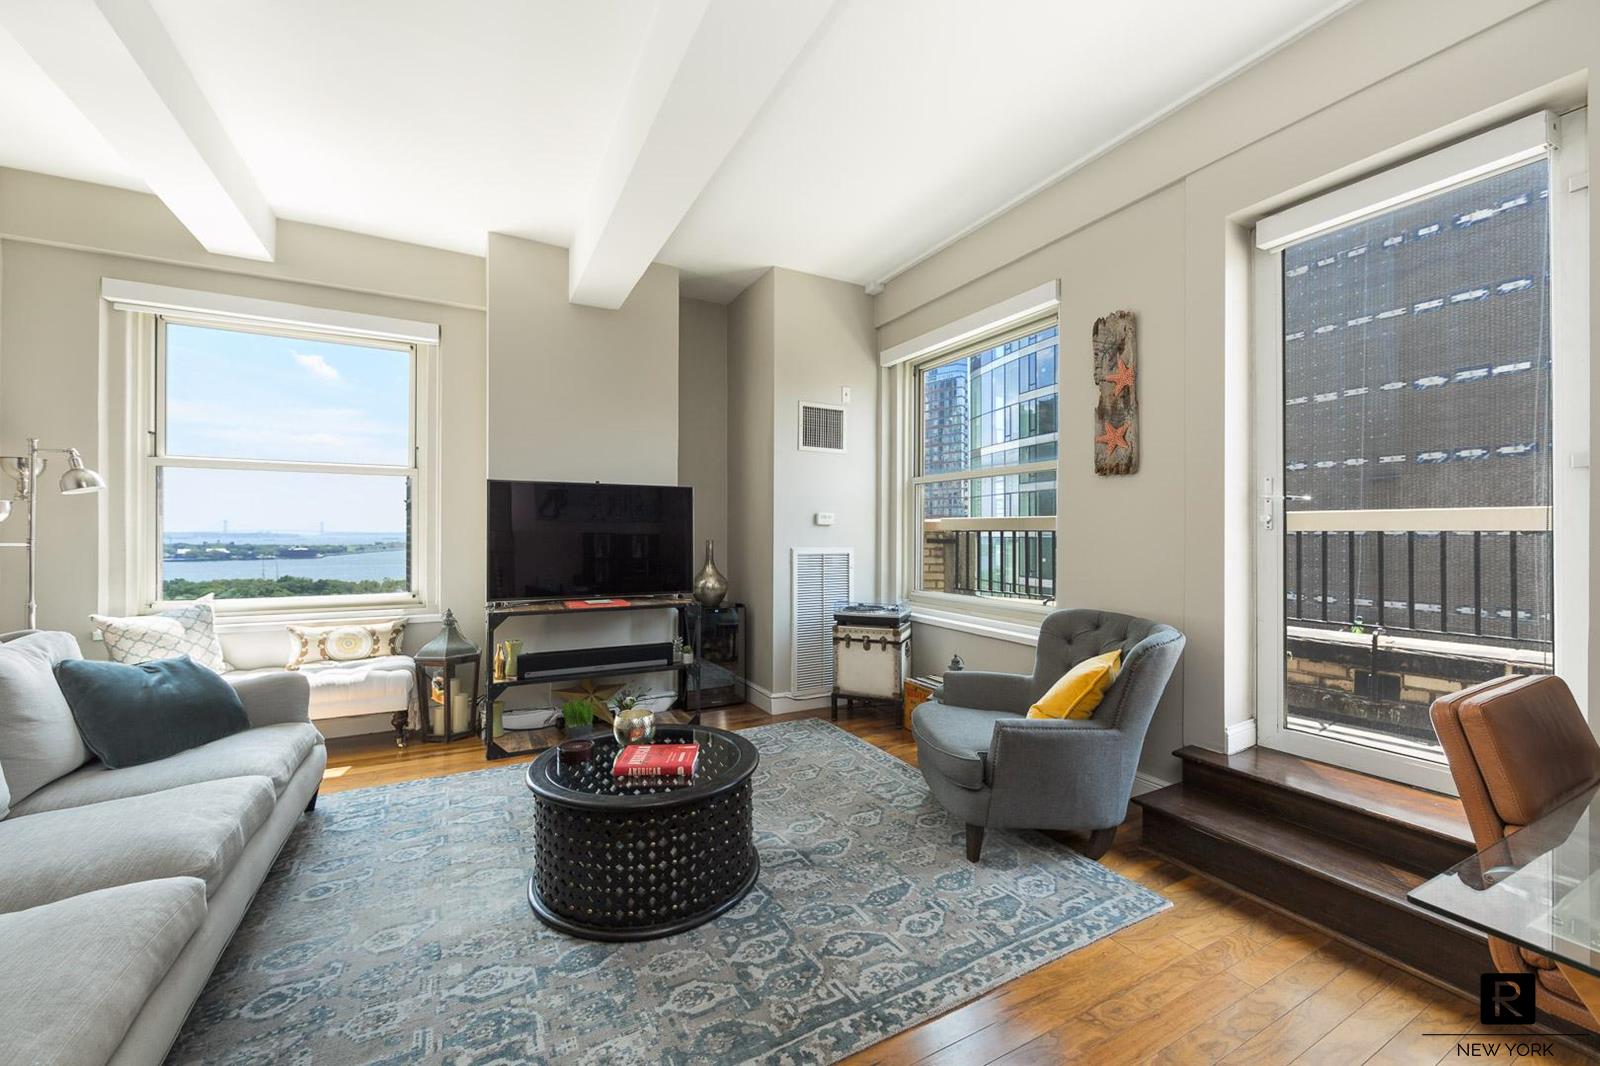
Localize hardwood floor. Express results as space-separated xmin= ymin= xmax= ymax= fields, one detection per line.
xmin=321 ymin=706 xmax=1590 ymax=1065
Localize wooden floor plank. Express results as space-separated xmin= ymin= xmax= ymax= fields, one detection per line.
xmin=1363 ymin=990 xmax=1479 ymax=1066
xmin=905 ymin=936 xmax=1198 ymax=1066
xmin=1293 ymin=973 xmax=1430 ymax=1064
xmin=1220 ymin=954 xmax=1397 ymax=1065
xmin=850 ymin=936 xmax=1134 ymax=1066
xmin=1149 ymin=941 xmax=1368 ymax=1065
xmin=1227 ymin=928 xmax=1333 ymax=990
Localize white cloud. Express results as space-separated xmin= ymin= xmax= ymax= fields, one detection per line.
xmin=165 ymin=399 xmax=408 ymax=465
xmin=293 ymin=352 xmax=340 ymax=381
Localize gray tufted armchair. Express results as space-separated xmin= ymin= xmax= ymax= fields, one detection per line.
xmin=911 ymin=609 xmax=1185 ymax=862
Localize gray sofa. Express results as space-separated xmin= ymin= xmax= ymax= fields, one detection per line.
xmin=911 ymin=609 xmax=1184 ymax=862
xmin=0 ymin=630 xmax=326 ymax=1066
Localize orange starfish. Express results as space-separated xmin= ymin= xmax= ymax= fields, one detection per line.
xmin=1105 ymin=356 xmax=1136 ymax=399
xmin=1095 ymin=419 xmax=1131 ymax=455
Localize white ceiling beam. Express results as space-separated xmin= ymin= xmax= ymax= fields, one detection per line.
xmin=568 ymin=0 xmax=836 ymax=309
xmin=0 ymin=0 xmax=275 ymax=260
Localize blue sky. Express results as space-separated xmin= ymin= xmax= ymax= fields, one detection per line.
xmin=163 ymin=324 xmax=410 ymax=534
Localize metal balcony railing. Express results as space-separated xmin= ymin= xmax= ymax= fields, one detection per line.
xmin=922 ymin=516 xmax=1055 ymax=601
xmin=1284 ymin=506 xmax=1553 ymax=648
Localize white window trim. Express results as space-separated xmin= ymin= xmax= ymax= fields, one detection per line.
xmin=879 ymin=280 xmax=1059 ymax=368
xmin=886 ymin=308 xmax=1061 ymax=623
xmin=109 ymin=284 xmax=443 ymax=626
xmin=1249 ymin=108 xmax=1588 ymax=792
xmin=103 ymin=279 xmax=440 ymax=344
xmin=909 ymin=603 xmax=1046 ymax=646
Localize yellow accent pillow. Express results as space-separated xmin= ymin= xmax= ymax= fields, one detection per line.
xmin=1027 ymin=649 xmax=1122 ymax=720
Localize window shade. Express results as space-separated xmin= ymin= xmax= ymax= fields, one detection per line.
xmin=1256 ymin=111 xmax=1559 ymax=252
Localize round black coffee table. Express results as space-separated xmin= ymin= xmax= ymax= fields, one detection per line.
xmin=524 ymin=725 xmax=759 ymax=941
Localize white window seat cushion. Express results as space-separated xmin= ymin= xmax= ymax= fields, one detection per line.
xmin=224 ymin=656 xmax=418 ymax=723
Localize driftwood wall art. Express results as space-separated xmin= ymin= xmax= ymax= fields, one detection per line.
xmin=1092 ymin=310 xmax=1139 ymax=476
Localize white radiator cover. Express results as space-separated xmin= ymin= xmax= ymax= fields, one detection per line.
xmin=792 ymin=549 xmax=853 ymax=695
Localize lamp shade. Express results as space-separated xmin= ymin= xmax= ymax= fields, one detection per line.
xmin=59 ymin=450 xmax=105 ymax=495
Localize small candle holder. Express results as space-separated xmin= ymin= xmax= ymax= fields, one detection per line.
xmin=557 ymin=738 xmax=595 ymax=767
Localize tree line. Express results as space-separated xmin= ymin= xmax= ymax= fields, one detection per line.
xmin=163 ymin=576 xmax=409 ymax=599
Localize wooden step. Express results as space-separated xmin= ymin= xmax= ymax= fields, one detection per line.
xmin=1173 ymin=744 xmax=1474 ymax=875
xmin=1136 ymin=781 xmax=1490 ymax=996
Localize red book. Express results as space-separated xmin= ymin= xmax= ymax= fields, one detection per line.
xmin=564 ymin=598 xmax=630 ymax=610
xmin=613 ymin=743 xmax=700 ymax=779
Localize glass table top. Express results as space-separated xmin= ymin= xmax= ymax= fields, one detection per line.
xmin=524 ymin=725 xmax=758 ymax=809
xmin=1410 ymin=783 xmax=1600 ymax=977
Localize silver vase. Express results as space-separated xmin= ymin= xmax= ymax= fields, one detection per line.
xmin=693 ymin=539 xmax=729 ymax=607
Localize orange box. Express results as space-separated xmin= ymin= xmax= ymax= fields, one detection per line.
xmin=902 ymin=676 xmax=939 ymax=731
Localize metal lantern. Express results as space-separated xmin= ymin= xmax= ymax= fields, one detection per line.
xmin=414 ymin=609 xmax=482 ymax=744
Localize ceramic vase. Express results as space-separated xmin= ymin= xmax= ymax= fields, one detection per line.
xmin=693 ymin=539 xmax=729 ymax=607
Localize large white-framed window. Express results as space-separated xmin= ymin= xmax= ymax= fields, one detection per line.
xmin=107 ymin=281 xmax=442 ymax=620
xmin=1251 ymin=109 xmax=1589 ymax=791
xmin=906 ymin=315 xmax=1060 ymax=614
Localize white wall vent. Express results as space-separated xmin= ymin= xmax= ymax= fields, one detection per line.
xmin=798 ymin=402 xmax=846 ymax=452
xmin=792 ymin=548 xmax=853 ymax=696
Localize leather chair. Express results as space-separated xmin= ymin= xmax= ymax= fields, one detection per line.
xmin=910 ymin=609 xmax=1184 ymax=862
xmin=1431 ymin=674 xmax=1600 ymax=1029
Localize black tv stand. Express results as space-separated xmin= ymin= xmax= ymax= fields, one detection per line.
xmin=482 ymin=595 xmax=704 ymax=760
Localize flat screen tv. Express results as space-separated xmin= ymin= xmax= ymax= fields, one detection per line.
xmin=486 ymin=480 xmax=693 ymax=602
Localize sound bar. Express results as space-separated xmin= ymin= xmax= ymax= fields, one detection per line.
xmin=516 ymin=642 xmax=675 ymax=680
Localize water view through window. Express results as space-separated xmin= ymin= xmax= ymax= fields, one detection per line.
xmin=157 ymin=323 xmax=414 ymax=601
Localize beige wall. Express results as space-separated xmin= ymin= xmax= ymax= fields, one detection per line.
xmin=679 ymin=298 xmax=729 ymax=564
xmin=893 ymin=188 xmax=1188 ymax=778
xmin=479 ymin=234 xmax=690 ymax=710
xmin=725 ymin=268 xmax=877 ymax=702
xmin=726 ymin=271 xmax=777 ymax=690
xmin=0 ymin=167 xmax=484 ymax=312
xmin=0 ymin=172 xmax=758 ymax=732
xmin=0 ymin=174 xmax=740 ymax=728
xmin=769 ymin=269 xmax=878 ymax=701
xmin=0 ymin=171 xmax=488 ymax=658
xmin=485 ymin=233 xmax=679 ymax=485
xmin=877 ymin=0 xmax=1599 ymax=781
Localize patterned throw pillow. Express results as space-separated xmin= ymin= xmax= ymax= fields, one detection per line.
xmin=90 ymin=595 xmax=231 ymax=674
xmin=286 ymin=620 xmax=405 ymax=670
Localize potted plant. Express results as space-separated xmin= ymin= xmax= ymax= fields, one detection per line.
xmin=560 ymin=696 xmax=598 ymax=734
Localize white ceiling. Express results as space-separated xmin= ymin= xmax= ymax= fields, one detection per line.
xmin=0 ymin=0 xmax=1357 ymax=303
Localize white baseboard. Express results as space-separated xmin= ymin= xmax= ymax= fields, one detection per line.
xmin=746 ymin=679 xmax=834 ymax=715
xmin=1224 ymin=718 xmax=1258 ymax=754
xmin=1132 ymin=771 xmax=1174 ymax=796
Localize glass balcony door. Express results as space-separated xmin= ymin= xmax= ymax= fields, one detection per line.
xmin=1252 ymin=111 xmax=1588 ymax=791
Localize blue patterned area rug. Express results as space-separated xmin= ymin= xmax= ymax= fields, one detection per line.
xmin=169 ymin=718 xmax=1168 ymax=1065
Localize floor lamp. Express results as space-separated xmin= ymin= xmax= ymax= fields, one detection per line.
xmin=0 ymin=438 xmax=107 ymax=629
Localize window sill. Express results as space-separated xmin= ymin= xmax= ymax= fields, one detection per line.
xmin=212 ymin=602 xmax=441 ymax=635
xmin=908 ymin=597 xmax=1048 ymax=646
